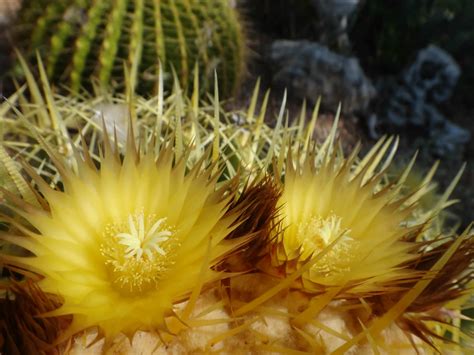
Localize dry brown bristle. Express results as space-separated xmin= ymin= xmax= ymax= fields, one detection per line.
xmin=0 ymin=280 xmax=71 ymax=354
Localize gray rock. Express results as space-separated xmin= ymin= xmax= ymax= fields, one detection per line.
xmin=92 ymin=103 xmax=131 ymax=146
xmin=403 ymin=45 xmax=461 ymax=104
xmin=310 ymin=0 xmax=363 ymax=51
xmin=270 ymin=40 xmax=375 ymax=114
xmin=425 ymin=105 xmax=471 ymax=157
xmin=376 ymin=45 xmax=469 ymax=157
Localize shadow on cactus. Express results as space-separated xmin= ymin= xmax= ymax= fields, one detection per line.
xmin=12 ymin=0 xmax=246 ymax=97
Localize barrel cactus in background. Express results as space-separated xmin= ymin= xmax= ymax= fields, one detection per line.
xmin=14 ymin=0 xmax=246 ymax=96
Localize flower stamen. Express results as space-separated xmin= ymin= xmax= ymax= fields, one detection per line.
xmin=295 ymin=214 xmax=357 ymax=276
xmin=101 ymin=212 xmax=177 ymax=294
xmin=116 ymin=214 xmax=171 ymax=260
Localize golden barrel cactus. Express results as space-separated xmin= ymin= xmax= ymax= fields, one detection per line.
xmin=0 ymin=66 xmax=473 ymax=353
xmin=14 ymin=0 xmax=246 ymax=95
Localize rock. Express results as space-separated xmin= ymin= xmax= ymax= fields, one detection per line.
xmin=375 ymin=45 xmax=469 ymax=157
xmin=310 ymin=0 xmax=363 ymax=51
xmin=403 ymin=45 xmax=461 ymax=104
xmin=92 ymin=103 xmax=131 ymax=146
xmin=270 ymin=40 xmax=375 ymax=114
xmin=421 ymin=104 xmax=470 ymax=157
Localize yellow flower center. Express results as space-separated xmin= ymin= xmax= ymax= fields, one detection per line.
xmin=100 ymin=212 xmax=178 ymax=295
xmin=296 ymin=214 xmax=356 ymax=276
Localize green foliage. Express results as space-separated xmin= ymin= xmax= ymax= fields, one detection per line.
xmin=14 ymin=0 xmax=246 ymax=97
xmin=352 ymin=0 xmax=474 ymax=78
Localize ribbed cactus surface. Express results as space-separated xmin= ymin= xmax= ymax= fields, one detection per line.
xmin=16 ymin=0 xmax=246 ymax=96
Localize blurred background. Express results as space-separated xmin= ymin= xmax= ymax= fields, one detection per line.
xmin=238 ymin=0 xmax=474 ymax=228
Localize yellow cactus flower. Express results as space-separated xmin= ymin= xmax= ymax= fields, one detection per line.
xmin=265 ymin=136 xmax=432 ymax=295
xmin=0 ymin=67 xmax=472 ymax=353
xmin=0 ymin=135 xmax=251 ymax=341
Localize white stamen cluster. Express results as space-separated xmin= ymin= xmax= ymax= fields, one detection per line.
xmin=116 ymin=214 xmax=172 ymax=260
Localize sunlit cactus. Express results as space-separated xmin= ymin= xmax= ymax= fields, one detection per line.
xmin=13 ymin=0 xmax=246 ymax=96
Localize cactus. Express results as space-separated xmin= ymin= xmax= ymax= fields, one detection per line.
xmin=14 ymin=0 xmax=246 ymax=96
xmin=1 ymin=61 xmax=473 ymax=353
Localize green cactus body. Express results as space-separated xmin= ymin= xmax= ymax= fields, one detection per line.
xmin=15 ymin=0 xmax=246 ymax=96
xmin=98 ymin=0 xmax=128 ymax=85
xmin=28 ymin=2 xmax=66 ymax=52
